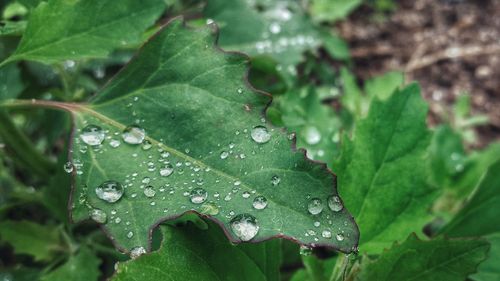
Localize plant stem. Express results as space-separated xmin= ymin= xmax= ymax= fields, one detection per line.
xmin=0 ymin=110 xmax=55 ymax=177
xmin=329 ymin=254 xmax=348 ymax=281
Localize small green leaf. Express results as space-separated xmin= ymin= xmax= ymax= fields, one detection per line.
xmin=0 ymin=20 xmax=27 ymax=36
xmin=334 ymin=84 xmax=436 ymax=253
xmin=310 ymin=0 xmax=362 ymax=23
xmin=63 ymin=19 xmax=358 ymax=253
xmin=203 ymin=0 xmax=322 ymax=70
xmin=41 ymin=246 xmax=101 ymax=281
xmin=5 ymin=0 xmax=166 ymax=64
xmin=271 ymin=87 xmax=342 ymax=163
xmin=354 ymin=234 xmax=489 ymax=281
xmin=112 ymin=223 xmax=280 ymax=281
xmin=0 ymin=220 xmax=62 ymax=262
xmin=470 ymin=233 xmax=500 ymax=281
xmin=0 ymin=63 xmax=24 ymax=100
xmin=364 ymin=71 xmax=404 ymax=100
xmin=442 ymin=159 xmax=500 ymax=238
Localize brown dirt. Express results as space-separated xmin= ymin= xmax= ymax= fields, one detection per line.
xmin=338 ymin=0 xmax=500 ymax=148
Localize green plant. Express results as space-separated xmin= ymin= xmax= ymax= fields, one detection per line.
xmin=0 ymin=1 xmax=498 ymax=281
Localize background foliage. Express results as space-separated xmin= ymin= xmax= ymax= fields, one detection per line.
xmin=0 ymin=0 xmax=498 ymax=280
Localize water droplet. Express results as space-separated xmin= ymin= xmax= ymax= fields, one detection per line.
xmin=89 ymin=208 xmax=107 ymax=223
xmin=190 ymin=188 xmax=208 ymax=204
xmin=271 ymin=175 xmax=280 ymax=186
xmin=63 ymin=162 xmax=74 ymax=173
xmin=242 ymin=191 xmax=251 ymax=198
xmin=304 ymin=126 xmax=321 ymax=145
xmin=234 ymin=181 xmax=241 ymax=186
xmin=200 ymin=202 xmax=219 ymax=215
xmin=299 ymin=245 xmax=312 ymax=256
xmin=130 ymin=246 xmax=146 ymax=259
xmin=322 ymin=230 xmax=332 ymax=239
xmin=237 ymin=88 xmax=243 ymax=94
xmin=159 ymin=164 xmax=174 ymax=177
xmin=109 ymin=139 xmax=121 ymax=148
xmin=327 ymin=195 xmax=343 ymax=212
xmin=251 ymin=126 xmax=271 ymax=144
xmin=122 ymin=125 xmax=145 ymax=144
xmin=80 ymin=125 xmax=105 ymax=146
xmin=127 ymin=231 xmax=134 ymax=239
xmin=142 ymin=140 xmax=152 ymax=150
xmin=230 ymin=213 xmax=259 ymax=241
xmin=144 ymin=186 xmax=156 ymax=198
xmin=95 ymin=181 xmax=124 ymax=203
xmin=313 ymin=221 xmax=320 ymax=227
xmin=307 ymin=198 xmax=323 ymax=215
xmin=269 ymin=22 xmax=281 ymax=34
xmin=252 ymin=195 xmax=268 ymax=210
xmin=220 ymin=151 xmax=229 ymax=159
xmin=336 ymin=233 xmax=344 ymax=241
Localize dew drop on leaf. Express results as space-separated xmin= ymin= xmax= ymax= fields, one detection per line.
xmin=144 ymin=186 xmax=156 ymax=198
xmin=230 ymin=213 xmax=259 ymax=241
xmin=321 ymin=230 xmax=332 ymax=239
xmin=271 ymin=175 xmax=280 ymax=186
xmin=130 ymin=246 xmax=146 ymax=259
xmin=141 ymin=140 xmax=152 ymax=150
xmin=190 ymin=188 xmax=208 ymax=204
xmin=304 ymin=126 xmax=321 ymax=145
xmin=307 ymin=198 xmax=323 ymax=215
xmin=127 ymin=231 xmax=134 ymax=239
xmin=242 ymin=191 xmax=250 ymax=198
xmin=159 ymin=164 xmax=174 ymax=177
xmin=122 ymin=125 xmax=146 ymax=144
xmin=200 ymin=202 xmax=219 ymax=215
xmin=299 ymin=245 xmax=312 ymax=256
xmin=80 ymin=125 xmax=105 ymax=146
xmin=220 ymin=151 xmax=229 ymax=159
xmin=89 ymin=208 xmax=107 ymax=224
xmin=109 ymin=139 xmax=121 ymax=148
xmin=95 ymin=181 xmax=124 ymax=203
xmin=252 ymin=195 xmax=268 ymax=210
xmin=336 ymin=233 xmax=344 ymax=241
xmin=327 ymin=195 xmax=343 ymax=212
xmin=251 ymin=126 xmax=271 ymax=144
xmin=63 ymin=162 xmax=74 ymax=173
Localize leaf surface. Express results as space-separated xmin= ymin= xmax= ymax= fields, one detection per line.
xmin=65 ymin=19 xmax=358 ymax=254
xmin=334 ymin=84 xmax=436 ymax=253
xmin=112 ymin=223 xmax=279 ymax=281
xmin=5 ymin=0 xmax=166 ymax=64
xmin=354 ymin=234 xmax=489 ymax=281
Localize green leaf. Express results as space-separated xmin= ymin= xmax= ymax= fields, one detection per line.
xmin=354 ymin=234 xmax=489 ymax=281
xmin=112 ymin=223 xmax=280 ymax=281
xmin=203 ymin=0 xmax=322 ymax=70
xmin=442 ymin=159 xmax=500 ymax=238
xmin=41 ymin=246 xmax=101 ymax=281
xmin=470 ymin=233 xmax=500 ymax=281
xmin=364 ymin=71 xmax=404 ymax=100
xmin=271 ymin=87 xmax=341 ymax=164
xmin=4 ymin=0 xmax=166 ymax=65
xmin=61 ymin=19 xmax=358 ymax=253
xmin=0 ymin=220 xmax=62 ymax=262
xmin=334 ymin=84 xmax=436 ymax=253
xmin=322 ymin=34 xmax=350 ymax=61
xmin=0 ymin=20 xmax=27 ymax=36
xmin=339 ymin=67 xmax=362 ymax=117
xmin=310 ymin=0 xmax=362 ymax=23
xmin=0 ymin=63 xmax=24 ymax=100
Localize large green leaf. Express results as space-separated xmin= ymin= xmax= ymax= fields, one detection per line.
xmin=32 ymin=19 xmax=360 ymax=254
xmin=470 ymin=233 xmax=500 ymax=281
xmin=203 ymin=0 xmax=322 ymax=72
xmin=41 ymin=246 xmax=101 ymax=281
xmin=113 ymin=223 xmax=280 ymax=281
xmin=2 ymin=0 xmax=166 ymax=65
xmin=0 ymin=220 xmax=62 ymax=262
xmin=310 ymin=0 xmax=362 ymax=23
xmin=354 ymin=234 xmax=489 ymax=281
xmin=334 ymin=84 xmax=436 ymax=253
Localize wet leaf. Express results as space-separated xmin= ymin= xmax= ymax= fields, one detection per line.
xmin=62 ymin=19 xmax=358 ymax=254
xmin=354 ymin=234 xmax=489 ymax=281
xmin=4 ymin=0 xmax=166 ymax=64
xmin=112 ymin=223 xmax=280 ymax=281
xmin=203 ymin=0 xmax=322 ymax=72
xmin=334 ymin=84 xmax=436 ymax=253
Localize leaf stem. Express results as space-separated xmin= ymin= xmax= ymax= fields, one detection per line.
xmin=0 ymin=109 xmax=55 ymax=177
xmin=329 ymin=254 xmax=348 ymax=281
